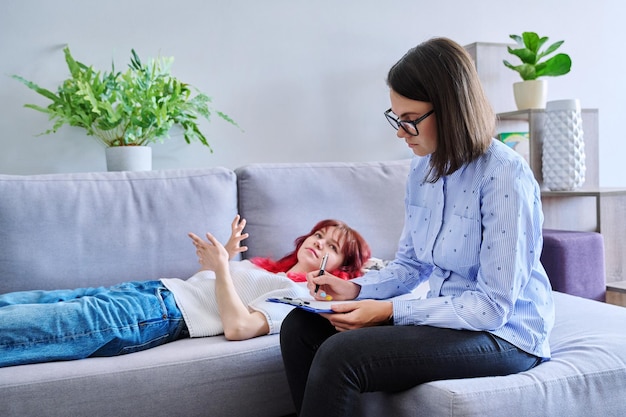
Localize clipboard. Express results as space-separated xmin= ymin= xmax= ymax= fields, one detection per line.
xmin=267 ymin=297 xmax=335 ymax=314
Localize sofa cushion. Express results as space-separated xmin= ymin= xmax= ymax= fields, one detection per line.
xmin=0 ymin=168 xmax=238 ymax=292
xmin=236 ymin=160 xmax=411 ymax=262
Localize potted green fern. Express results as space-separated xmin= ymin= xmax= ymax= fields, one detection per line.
xmin=12 ymin=46 xmax=238 ymax=171
xmin=503 ymin=32 xmax=572 ymax=110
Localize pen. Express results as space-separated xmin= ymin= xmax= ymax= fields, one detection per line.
xmin=314 ymin=253 xmax=329 ymax=294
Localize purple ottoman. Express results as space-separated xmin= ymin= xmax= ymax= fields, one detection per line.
xmin=541 ymin=229 xmax=606 ymax=302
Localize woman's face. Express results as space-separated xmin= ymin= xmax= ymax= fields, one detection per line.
xmin=295 ymin=226 xmax=346 ymax=273
xmin=389 ymin=90 xmax=437 ymax=157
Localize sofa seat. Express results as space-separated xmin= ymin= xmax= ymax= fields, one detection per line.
xmin=0 ymin=335 xmax=293 ymax=417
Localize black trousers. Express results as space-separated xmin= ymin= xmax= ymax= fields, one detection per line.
xmin=280 ymin=308 xmax=541 ymax=417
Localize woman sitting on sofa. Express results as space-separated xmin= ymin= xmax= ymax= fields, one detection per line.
xmin=280 ymin=37 xmax=555 ymax=417
xmin=0 ymin=215 xmax=370 ymax=368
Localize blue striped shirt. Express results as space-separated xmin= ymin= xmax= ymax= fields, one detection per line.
xmin=354 ymin=139 xmax=554 ymax=359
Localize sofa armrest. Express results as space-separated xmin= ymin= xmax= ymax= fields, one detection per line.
xmin=541 ymin=229 xmax=606 ymax=301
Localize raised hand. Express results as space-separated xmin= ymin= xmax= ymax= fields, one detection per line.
xmin=188 ymin=231 xmax=229 ymax=272
xmin=224 ymin=215 xmax=249 ymax=260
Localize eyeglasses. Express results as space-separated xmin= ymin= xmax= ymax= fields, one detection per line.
xmin=384 ymin=108 xmax=434 ymax=136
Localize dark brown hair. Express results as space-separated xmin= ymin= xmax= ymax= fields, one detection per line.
xmin=387 ymin=37 xmax=495 ymax=182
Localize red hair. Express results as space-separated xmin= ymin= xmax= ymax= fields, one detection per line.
xmin=251 ymin=219 xmax=371 ymax=282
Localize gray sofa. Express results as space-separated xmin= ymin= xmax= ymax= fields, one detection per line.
xmin=1 ymin=160 xmax=625 ymax=417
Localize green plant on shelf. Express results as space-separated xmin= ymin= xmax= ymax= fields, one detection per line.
xmin=503 ymin=32 xmax=571 ymax=81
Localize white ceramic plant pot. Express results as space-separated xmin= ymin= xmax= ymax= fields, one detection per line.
xmin=105 ymin=146 xmax=152 ymax=172
xmin=542 ymin=99 xmax=586 ymax=191
xmin=513 ymin=80 xmax=548 ymax=110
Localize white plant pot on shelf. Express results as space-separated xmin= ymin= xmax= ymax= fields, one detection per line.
xmin=542 ymin=99 xmax=586 ymax=191
xmin=105 ymin=146 xmax=152 ymax=172
xmin=513 ymin=80 xmax=548 ymax=110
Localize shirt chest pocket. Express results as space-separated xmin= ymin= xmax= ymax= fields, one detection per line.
xmin=438 ymin=214 xmax=481 ymax=268
xmin=407 ymin=204 xmax=432 ymax=257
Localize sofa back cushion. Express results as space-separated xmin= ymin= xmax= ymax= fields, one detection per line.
xmin=236 ymin=160 xmax=411 ymax=263
xmin=0 ymin=168 xmax=238 ymax=292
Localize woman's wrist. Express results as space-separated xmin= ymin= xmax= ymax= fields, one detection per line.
xmin=213 ymin=261 xmax=230 ymax=276
xmin=387 ymin=302 xmax=394 ymax=324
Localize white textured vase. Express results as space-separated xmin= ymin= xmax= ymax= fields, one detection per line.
xmin=105 ymin=146 xmax=152 ymax=172
xmin=542 ymin=99 xmax=585 ymax=191
xmin=513 ymin=80 xmax=548 ymax=110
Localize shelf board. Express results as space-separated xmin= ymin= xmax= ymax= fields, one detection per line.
xmin=497 ymin=109 xmax=542 ymax=121
xmin=541 ymin=188 xmax=626 ymax=197
xmin=607 ymin=281 xmax=626 ymax=294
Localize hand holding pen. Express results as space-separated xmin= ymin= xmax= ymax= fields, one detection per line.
xmin=314 ymin=253 xmax=333 ymax=301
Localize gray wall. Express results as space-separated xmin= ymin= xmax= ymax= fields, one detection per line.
xmin=1 ymin=0 xmax=624 ymax=187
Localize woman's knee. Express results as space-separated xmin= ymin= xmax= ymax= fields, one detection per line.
xmin=313 ymin=330 xmax=365 ymax=370
xmin=280 ymin=309 xmax=333 ymax=353
xmin=280 ymin=308 xmax=305 ymax=337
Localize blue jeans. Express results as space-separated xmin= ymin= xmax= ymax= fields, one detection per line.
xmin=0 ymin=280 xmax=187 ymax=367
xmin=280 ymin=308 xmax=542 ymax=417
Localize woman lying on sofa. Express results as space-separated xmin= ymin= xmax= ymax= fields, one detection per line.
xmin=0 ymin=215 xmax=370 ymax=367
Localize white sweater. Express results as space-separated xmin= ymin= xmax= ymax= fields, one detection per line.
xmin=160 ymin=260 xmax=309 ymax=337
